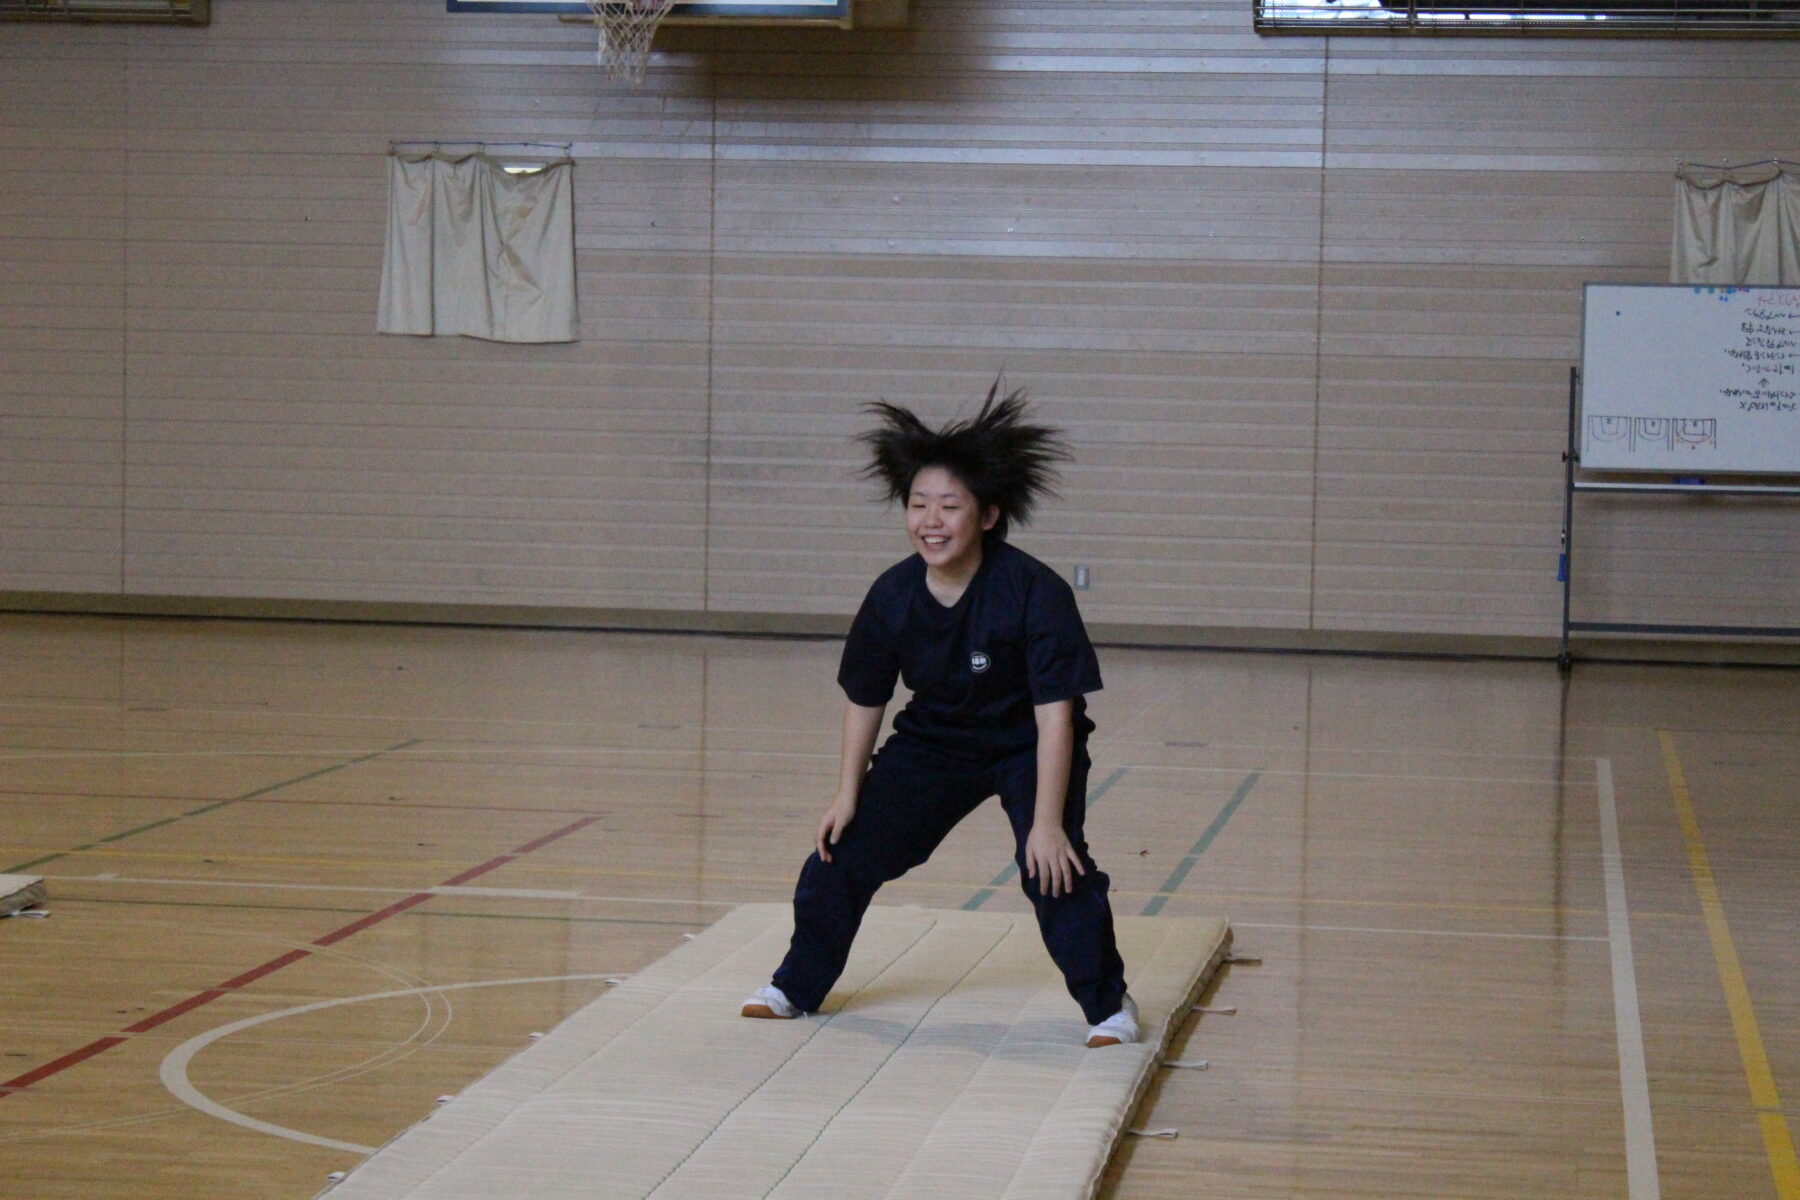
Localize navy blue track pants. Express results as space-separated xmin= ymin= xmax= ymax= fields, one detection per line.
xmin=772 ymin=734 xmax=1127 ymax=1025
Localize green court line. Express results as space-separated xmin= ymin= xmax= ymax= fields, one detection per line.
xmin=961 ymin=766 xmax=1129 ymax=911
xmin=1141 ymin=770 xmax=1261 ymax=916
xmin=3 ymin=738 xmax=421 ymax=874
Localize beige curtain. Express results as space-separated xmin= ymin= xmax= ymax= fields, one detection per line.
xmin=378 ymin=149 xmax=578 ymax=343
xmin=1671 ymin=160 xmax=1800 ymax=286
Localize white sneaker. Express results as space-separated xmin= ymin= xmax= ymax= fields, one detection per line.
xmin=1085 ymin=994 xmax=1139 ymax=1047
xmin=741 ymin=983 xmax=801 ymax=1019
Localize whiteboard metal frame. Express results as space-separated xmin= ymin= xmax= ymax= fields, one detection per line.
xmin=1559 ymin=366 xmax=1800 ymax=669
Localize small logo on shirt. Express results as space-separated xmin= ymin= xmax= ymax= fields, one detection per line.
xmin=969 ymin=651 xmax=991 ymax=673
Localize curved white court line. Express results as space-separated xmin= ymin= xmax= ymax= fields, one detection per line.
xmin=159 ymin=973 xmax=615 ymax=1154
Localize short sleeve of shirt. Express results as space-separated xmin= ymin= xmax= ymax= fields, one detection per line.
xmin=1025 ymin=571 xmax=1103 ymax=705
xmin=837 ymin=584 xmax=901 ymax=707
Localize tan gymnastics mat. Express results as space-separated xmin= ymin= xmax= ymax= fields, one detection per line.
xmin=0 ymin=874 xmax=45 ymax=916
xmin=320 ymin=904 xmax=1231 ymax=1200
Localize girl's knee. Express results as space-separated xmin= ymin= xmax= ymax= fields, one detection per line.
xmin=799 ymin=841 xmax=891 ymax=894
xmin=1018 ymin=864 xmax=1109 ymax=904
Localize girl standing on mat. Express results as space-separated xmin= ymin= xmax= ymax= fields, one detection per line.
xmin=742 ymin=382 xmax=1136 ymax=1047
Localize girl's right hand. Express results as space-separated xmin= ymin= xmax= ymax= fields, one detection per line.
xmin=816 ymin=796 xmax=858 ymax=862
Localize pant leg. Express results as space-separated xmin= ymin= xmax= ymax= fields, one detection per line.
xmin=772 ymin=738 xmax=988 ymax=1012
xmin=995 ymin=746 xmax=1128 ymax=1025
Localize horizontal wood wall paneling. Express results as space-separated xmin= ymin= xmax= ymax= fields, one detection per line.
xmin=1571 ymin=500 xmax=1800 ymax=628
xmin=1323 ymin=39 xmax=1800 ymax=80
xmin=707 ymin=346 xmax=1322 ymax=394
xmin=111 ymin=3 xmax=716 ymax=610
xmin=1314 ymin=352 xmax=1570 ymax=630
xmin=124 ymin=514 xmax=709 ymax=557
xmin=124 ymin=390 xmax=704 ymax=433
xmin=656 ymin=0 xmax=1331 ymax=625
xmin=1307 ymin=24 xmax=1798 ymax=637
xmin=120 ymin=556 xmax=706 ymax=604
xmin=0 ymin=26 xmax=125 ymax=595
xmin=703 ymin=237 xmax=1322 ymax=621
xmin=0 ymin=239 xmax=122 ymax=270
xmin=1322 ymin=54 xmax=1800 ymax=175
xmin=703 ymin=331 xmax=1320 ymax=622
xmin=709 ymin=165 xmax=1323 ymax=258
xmin=1321 ymin=177 xmax=1669 ymax=273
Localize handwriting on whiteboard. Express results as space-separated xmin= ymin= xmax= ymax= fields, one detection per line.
xmin=1720 ymin=292 xmax=1800 ymax=411
xmin=1583 ymin=285 xmax=1800 ymax=473
xmin=1588 ymin=416 xmax=1717 ymax=453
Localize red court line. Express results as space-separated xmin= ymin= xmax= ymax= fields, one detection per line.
xmin=0 ymin=1037 xmax=130 ymax=1093
xmin=122 ymin=990 xmax=229 ymax=1035
xmin=441 ymin=856 xmax=515 ymax=889
xmin=217 ymin=949 xmax=313 ymax=991
xmin=0 ymin=814 xmax=602 ymax=1097
xmin=311 ymin=893 xmax=437 ymax=948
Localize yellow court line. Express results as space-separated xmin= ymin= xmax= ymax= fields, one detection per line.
xmin=1659 ymin=729 xmax=1800 ymax=1200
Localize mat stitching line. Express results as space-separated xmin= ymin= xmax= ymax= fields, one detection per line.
xmin=886 ymin=944 xmax=1083 ymax=1194
xmin=1000 ymin=926 xmax=1198 ymax=1200
xmin=994 ymin=1019 xmax=1120 ymax=1195
xmin=390 ymin=918 xmax=840 ymax=1198
xmin=752 ymin=919 xmax=1019 ymax=1200
xmin=634 ymin=915 xmax=946 ymax=1200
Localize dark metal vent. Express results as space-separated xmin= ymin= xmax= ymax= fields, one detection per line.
xmin=0 ymin=0 xmax=209 ymax=22
xmin=1255 ymin=0 xmax=1800 ymax=34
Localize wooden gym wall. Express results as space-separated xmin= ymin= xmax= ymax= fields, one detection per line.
xmin=2 ymin=0 xmax=1798 ymax=643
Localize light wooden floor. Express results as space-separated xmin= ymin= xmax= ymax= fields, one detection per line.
xmin=1 ymin=613 xmax=1795 ymax=1200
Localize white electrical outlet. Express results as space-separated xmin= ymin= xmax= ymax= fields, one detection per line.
xmin=1074 ymin=564 xmax=1090 ymax=590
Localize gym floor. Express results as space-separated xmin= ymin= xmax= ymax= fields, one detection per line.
xmin=1 ymin=612 xmax=1795 ymax=1199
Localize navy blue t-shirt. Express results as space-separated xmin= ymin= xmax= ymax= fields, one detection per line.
xmin=837 ymin=541 xmax=1102 ymax=761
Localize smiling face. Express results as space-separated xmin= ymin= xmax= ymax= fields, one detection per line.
xmin=906 ymin=466 xmax=1000 ymax=579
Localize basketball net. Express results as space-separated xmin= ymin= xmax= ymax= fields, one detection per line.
xmin=585 ymin=0 xmax=678 ymax=86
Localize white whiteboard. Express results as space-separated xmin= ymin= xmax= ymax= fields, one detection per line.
xmin=1580 ymin=284 xmax=1800 ymax=473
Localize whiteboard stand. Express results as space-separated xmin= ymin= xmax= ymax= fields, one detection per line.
xmin=1559 ymin=367 xmax=1800 ymax=671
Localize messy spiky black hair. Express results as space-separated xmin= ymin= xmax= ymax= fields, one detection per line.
xmin=857 ymin=377 xmax=1070 ymax=543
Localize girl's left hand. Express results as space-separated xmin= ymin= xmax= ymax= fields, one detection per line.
xmin=1024 ymin=824 xmax=1086 ymax=899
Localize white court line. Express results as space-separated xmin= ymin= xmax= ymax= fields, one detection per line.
xmin=1089 ymin=680 xmax=1187 ymax=754
xmin=0 ymin=749 xmax=417 ymax=762
xmin=429 ymin=885 xmax=586 ymax=900
xmin=0 ymin=697 xmax=1582 ymax=757
xmin=159 ymin=974 xmax=617 ymax=1154
xmin=1597 ymin=757 xmax=1661 ymax=1200
xmin=0 ymin=727 xmax=1582 ymax=789
xmin=44 ymin=872 xmax=735 ymax=905
xmin=1232 ymin=920 xmax=1605 ymax=943
xmin=1124 ymin=764 xmax=1585 ymax=787
xmin=0 ymin=699 xmax=1596 ymax=771
xmin=48 ymin=876 xmax=1612 ymax=942
xmin=0 ymin=750 xmax=1582 ymax=790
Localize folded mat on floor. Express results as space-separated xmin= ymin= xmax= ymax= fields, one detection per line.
xmin=321 ymin=903 xmax=1231 ymax=1200
xmin=0 ymin=874 xmax=45 ymax=916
